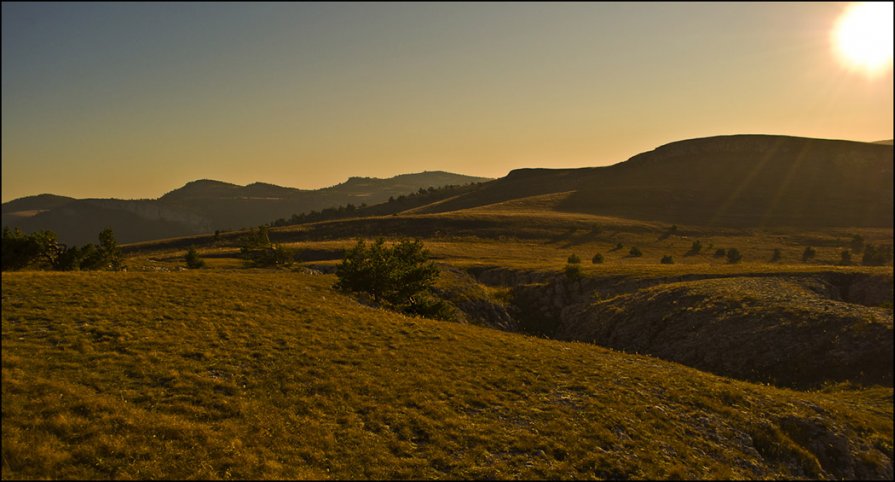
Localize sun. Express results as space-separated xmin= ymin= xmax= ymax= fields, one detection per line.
xmin=833 ymin=2 xmax=894 ymax=75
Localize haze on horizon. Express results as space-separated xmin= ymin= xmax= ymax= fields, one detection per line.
xmin=2 ymin=2 xmax=892 ymax=203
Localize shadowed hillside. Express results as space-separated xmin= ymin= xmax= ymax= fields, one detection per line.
xmin=415 ymin=135 xmax=893 ymax=227
xmin=2 ymin=172 xmax=489 ymax=245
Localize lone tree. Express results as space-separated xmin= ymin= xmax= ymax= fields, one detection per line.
xmin=628 ymin=246 xmax=642 ymax=257
xmin=335 ymin=238 xmax=449 ymax=318
xmin=591 ymin=253 xmax=604 ymax=264
xmin=770 ymin=248 xmax=782 ymax=262
xmin=660 ymin=255 xmax=674 ymax=264
xmin=726 ymin=248 xmax=742 ymax=264
xmin=185 ymin=246 xmax=205 ymax=269
xmin=567 ymin=254 xmax=581 ymax=264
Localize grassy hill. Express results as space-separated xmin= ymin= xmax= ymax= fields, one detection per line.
xmin=412 ymin=135 xmax=893 ymax=227
xmin=3 ymin=271 xmax=892 ymax=479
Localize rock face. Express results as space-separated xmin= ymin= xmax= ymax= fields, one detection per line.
xmin=464 ymin=268 xmax=894 ymax=389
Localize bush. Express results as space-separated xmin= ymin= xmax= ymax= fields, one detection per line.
xmin=565 ymin=263 xmax=582 ymax=280
xmin=849 ymin=234 xmax=865 ymax=253
xmin=802 ymin=246 xmax=816 ymax=262
xmin=770 ymin=248 xmax=782 ymax=262
xmin=335 ymin=238 xmax=443 ymax=317
xmin=612 ymin=242 xmax=624 ymax=251
xmin=567 ymin=254 xmax=581 ymax=264
xmin=628 ymin=246 xmax=642 ymax=257
xmin=592 ymin=253 xmax=604 ymax=264
xmin=726 ymin=248 xmax=742 ymax=264
xmin=239 ymin=226 xmax=293 ymax=268
xmin=862 ymin=244 xmax=893 ymax=266
xmin=840 ymin=250 xmax=852 ymax=265
xmin=686 ymin=240 xmax=702 ymax=256
xmin=660 ymin=255 xmax=674 ymax=264
xmin=714 ymin=248 xmax=726 ymax=258
xmin=185 ymin=246 xmax=205 ymax=269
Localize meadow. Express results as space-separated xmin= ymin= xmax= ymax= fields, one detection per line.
xmin=3 ymin=271 xmax=892 ymax=479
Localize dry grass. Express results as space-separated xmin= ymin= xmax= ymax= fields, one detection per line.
xmin=3 ymin=271 xmax=892 ymax=479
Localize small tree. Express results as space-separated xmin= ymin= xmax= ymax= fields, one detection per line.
xmin=686 ymin=240 xmax=702 ymax=256
xmin=660 ymin=255 xmax=674 ymax=264
xmin=770 ymin=248 xmax=782 ymax=262
xmin=335 ymin=238 xmax=443 ymax=317
xmin=567 ymin=254 xmax=581 ymax=264
xmin=802 ymin=246 xmax=816 ymax=262
xmin=628 ymin=246 xmax=642 ymax=257
xmin=98 ymin=228 xmax=124 ymax=271
xmin=726 ymin=248 xmax=742 ymax=264
xmin=714 ymin=248 xmax=726 ymax=258
xmin=185 ymin=246 xmax=205 ymax=269
xmin=612 ymin=242 xmax=624 ymax=251
xmin=592 ymin=253 xmax=604 ymax=264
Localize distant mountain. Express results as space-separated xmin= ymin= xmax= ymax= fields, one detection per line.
xmin=414 ymin=135 xmax=893 ymax=227
xmin=1 ymin=171 xmax=491 ymax=245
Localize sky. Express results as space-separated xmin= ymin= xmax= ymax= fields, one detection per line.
xmin=2 ymin=2 xmax=893 ymax=202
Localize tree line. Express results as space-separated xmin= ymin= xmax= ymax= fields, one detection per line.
xmin=1 ymin=227 xmax=124 ymax=271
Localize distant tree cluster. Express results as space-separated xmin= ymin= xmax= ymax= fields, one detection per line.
xmin=269 ymin=183 xmax=481 ymax=228
xmin=1 ymin=227 xmax=124 ymax=272
xmin=334 ymin=238 xmax=452 ymax=320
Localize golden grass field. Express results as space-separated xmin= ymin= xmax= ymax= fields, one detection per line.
xmin=3 ymin=201 xmax=893 ymax=479
xmin=3 ymin=271 xmax=892 ymax=479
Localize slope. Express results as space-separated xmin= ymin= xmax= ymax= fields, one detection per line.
xmin=2 ymin=271 xmax=892 ymax=479
xmin=414 ymin=135 xmax=893 ymax=227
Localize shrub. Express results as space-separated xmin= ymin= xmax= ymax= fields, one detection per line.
xmin=686 ymin=240 xmax=702 ymax=256
xmin=849 ymin=234 xmax=865 ymax=253
xmin=770 ymin=248 xmax=782 ymax=262
xmin=567 ymin=254 xmax=581 ymax=264
xmin=840 ymin=250 xmax=852 ymax=265
xmin=660 ymin=255 xmax=674 ymax=264
xmin=714 ymin=248 xmax=726 ymax=258
xmin=802 ymin=246 xmax=816 ymax=262
xmin=592 ymin=253 xmax=604 ymax=264
xmin=862 ymin=244 xmax=893 ymax=266
xmin=628 ymin=246 xmax=642 ymax=257
xmin=726 ymin=248 xmax=742 ymax=264
xmin=565 ymin=263 xmax=582 ymax=280
xmin=185 ymin=246 xmax=205 ymax=269
xmin=612 ymin=242 xmax=624 ymax=251
xmin=335 ymin=238 xmax=443 ymax=318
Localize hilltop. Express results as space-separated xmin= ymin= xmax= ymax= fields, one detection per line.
xmin=411 ymin=135 xmax=892 ymax=227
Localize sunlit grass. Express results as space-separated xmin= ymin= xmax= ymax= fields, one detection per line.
xmin=2 ymin=271 xmax=892 ymax=479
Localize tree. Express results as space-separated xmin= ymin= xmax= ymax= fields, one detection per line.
xmin=185 ymin=246 xmax=205 ymax=269
xmin=686 ymin=240 xmax=702 ymax=256
xmin=98 ymin=228 xmax=124 ymax=271
xmin=726 ymin=248 xmax=742 ymax=264
xmin=567 ymin=254 xmax=581 ymax=264
xmin=335 ymin=238 xmax=442 ymax=316
xmin=628 ymin=246 xmax=642 ymax=257
xmin=714 ymin=248 xmax=726 ymax=258
xmin=770 ymin=248 xmax=782 ymax=262
xmin=862 ymin=244 xmax=893 ymax=266
xmin=592 ymin=253 xmax=604 ymax=264
xmin=661 ymin=255 xmax=674 ymax=264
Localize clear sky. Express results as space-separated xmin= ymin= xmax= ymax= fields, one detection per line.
xmin=2 ymin=2 xmax=892 ymax=202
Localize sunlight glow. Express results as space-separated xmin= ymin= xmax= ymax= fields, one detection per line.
xmin=833 ymin=2 xmax=894 ymax=76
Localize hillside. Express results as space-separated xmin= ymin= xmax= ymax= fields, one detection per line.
xmin=3 ymin=271 xmax=892 ymax=479
xmin=413 ymin=135 xmax=893 ymax=227
xmin=1 ymin=171 xmax=490 ymax=245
